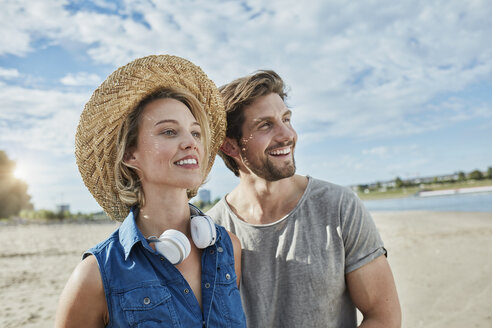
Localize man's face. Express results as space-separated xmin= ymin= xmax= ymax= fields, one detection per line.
xmin=238 ymin=93 xmax=297 ymax=181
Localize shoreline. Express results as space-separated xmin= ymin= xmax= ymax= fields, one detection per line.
xmin=358 ymin=180 xmax=492 ymax=200
xmin=416 ymin=185 xmax=492 ymax=197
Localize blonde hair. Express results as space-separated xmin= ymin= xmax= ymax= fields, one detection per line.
xmin=114 ymin=88 xmax=211 ymax=208
xmin=219 ymin=70 xmax=287 ymax=176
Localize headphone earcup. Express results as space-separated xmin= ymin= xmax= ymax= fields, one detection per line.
xmin=190 ymin=215 xmax=217 ymax=249
xmin=154 ymin=229 xmax=191 ymax=265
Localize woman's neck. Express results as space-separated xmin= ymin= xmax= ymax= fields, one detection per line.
xmin=136 ymin=188 xmax=191 ymax=238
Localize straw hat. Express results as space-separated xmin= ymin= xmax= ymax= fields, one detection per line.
xmin=75 ymin=55 xmax=225 ymax=221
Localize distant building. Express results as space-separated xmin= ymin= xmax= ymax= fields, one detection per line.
xmin=198 ymin=189 xmax=211 ymax=203
xmin=56 ymin=204 xmax=70 ymax=213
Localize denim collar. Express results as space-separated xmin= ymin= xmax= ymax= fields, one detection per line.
xmin=118 ymin=207 xmax=149 ymax=260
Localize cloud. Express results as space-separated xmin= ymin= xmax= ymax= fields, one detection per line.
xmin=361 ymin=144 xmax=421 ymax=158
xmin=0 ymin=80 xmax=92 ymax=211
xmin=0 ymin=82 xmax=88 ymax=155
xmin=0 ymin=0 xmax=71 ymax=56
xmin=3 ymin=0 xmax=492 ymax=144
xmin=362 ymin=146 xmax=388 ymax=156
xmin=60 ymin=72 xmax=101 ymax=86
xmin=0 ymin=67 xmax=20 ymax=79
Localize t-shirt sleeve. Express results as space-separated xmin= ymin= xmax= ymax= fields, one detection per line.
xmin=339 ymin=190 xmax=386 ymax=274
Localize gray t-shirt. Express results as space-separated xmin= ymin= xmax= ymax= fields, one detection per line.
xmin=207 ymin=176 xmax=386 ymax=328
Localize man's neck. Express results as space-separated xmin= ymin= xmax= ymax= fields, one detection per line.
xmin=226 ymin=174 xmax=308 ymax=225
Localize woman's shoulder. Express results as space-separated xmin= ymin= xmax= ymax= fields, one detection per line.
xmin=75 ymin=255 xmax=104 ymax=288
xmin=65 ymin=255 xmax=105 ymax=302
xmin=56 ymin=255 xmax=108 ymax=327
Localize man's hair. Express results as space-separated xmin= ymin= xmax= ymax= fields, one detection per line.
xmin=219 ymin=70 xmax=287 ymax=176
xmin=114 ymin=87 xmax=210 ymax=208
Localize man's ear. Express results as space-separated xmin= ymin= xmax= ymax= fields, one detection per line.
xmin=220 ymin=138 xmax=240 ymax=158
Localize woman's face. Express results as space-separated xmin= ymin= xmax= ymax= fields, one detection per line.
xmin=125 ymin=98 xmax=205 ymax=192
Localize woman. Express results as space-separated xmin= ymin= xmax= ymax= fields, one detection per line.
xmin=55 ymin=55 xmax=246 ymax=327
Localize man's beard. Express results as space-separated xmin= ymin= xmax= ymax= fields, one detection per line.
xmin=240 ymin=143 xmax=296 ymax=181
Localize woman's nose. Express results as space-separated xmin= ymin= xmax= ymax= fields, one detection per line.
xmin=180 ymin=132 xmax=198 ymax=150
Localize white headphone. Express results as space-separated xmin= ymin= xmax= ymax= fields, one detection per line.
xmin=147 ymin=212 xmax=217 ymax=265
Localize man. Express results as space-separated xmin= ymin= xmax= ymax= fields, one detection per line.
xmin=207 ymin=70 xmax=401 ymax=327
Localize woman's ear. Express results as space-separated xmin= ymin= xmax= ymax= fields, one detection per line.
xmin=220 ymin=138 xmax=240 ymax=158
xmin=123 ymin=149 xmax=137 ymax=166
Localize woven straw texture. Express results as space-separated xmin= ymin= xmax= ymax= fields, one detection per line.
xmin=75 ymin=55 xmax=225 ymax=221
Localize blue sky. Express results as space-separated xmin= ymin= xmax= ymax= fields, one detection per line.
xmin=1 ymin=0 xmax=491 ymax=213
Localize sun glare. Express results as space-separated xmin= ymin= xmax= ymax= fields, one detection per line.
xmin=14 ymin=166 xmax=29 ymax=181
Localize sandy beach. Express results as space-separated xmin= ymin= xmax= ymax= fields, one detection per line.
xmin=1 ymin=211 xmax=491 ymax=328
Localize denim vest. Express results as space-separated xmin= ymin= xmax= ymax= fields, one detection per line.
xmin=84 ymin=205 xmax=246 ymax=327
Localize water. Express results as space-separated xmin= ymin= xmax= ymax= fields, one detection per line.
xmin=362 ymin=192 xmax=492 ymax=212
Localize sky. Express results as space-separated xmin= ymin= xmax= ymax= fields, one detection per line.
xmin=1 ymin=0 xmax=491 ymax=214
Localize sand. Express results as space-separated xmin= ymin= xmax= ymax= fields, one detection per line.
xmin=372 ymin=211 xmax=492 ymax=328
xmin=0 ymin=211 xmax=491 ymax=328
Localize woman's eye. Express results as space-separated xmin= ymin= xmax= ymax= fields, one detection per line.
xmin=161 ymin=129 xmax=176 ymax=136
xmin=259 ymin=122 xmax=271 ymax=129
xmin=192 ymin=131 xmax=201 ymax=138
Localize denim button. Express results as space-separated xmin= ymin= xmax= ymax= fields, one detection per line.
xmin=143 ymin=297 xmax=151 ymax=305
xmin=210 ymin=249 xmax=214 ymax=254
xmin=184 ymin=288 xmax=189 ymax=294
xmin=217 ymin=247 xmax=223 ymax=253
xmin=160 ymin=257 xmax=164 ymax=261
xmin=225 ymin=273 xmax=231 ymax=280
xmin=205 ymin=282 xmax=210 ymax=288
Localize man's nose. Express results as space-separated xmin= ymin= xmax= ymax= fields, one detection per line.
xmin=275 ymin=122 xmax=296 ymax=143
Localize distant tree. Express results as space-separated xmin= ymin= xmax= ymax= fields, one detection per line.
xmin=192 ymin=200 xmax=206 ymax=210
xmin=468 ymin=169 xmax=483 ymax=180
xmin=193 ymin=197 xmax=222 ymax=213
xmin=19 ymin=209 xmax=71 ymax=220
xmin=0 ymin=151 xmax=33 ymax=218
xmin=457 ymin=171 xmax=466 ymax=181
xmin=36 ymin=209 xmax=58 ymax=220
xmin=487 ymin=167 xmax=492 ymax=179
xmin=395 ymin=177 xmax=403 ymax=189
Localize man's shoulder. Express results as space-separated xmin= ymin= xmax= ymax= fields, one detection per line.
xmin=206 ymin=197 xmax=227 ymax=215
xmin=300 ymin=176 xmax=365 ymax=217
xmin=206 ymin=197 xmax=232 ymax=225
xmin=307 ymin=176 xmax=356 ymax=197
